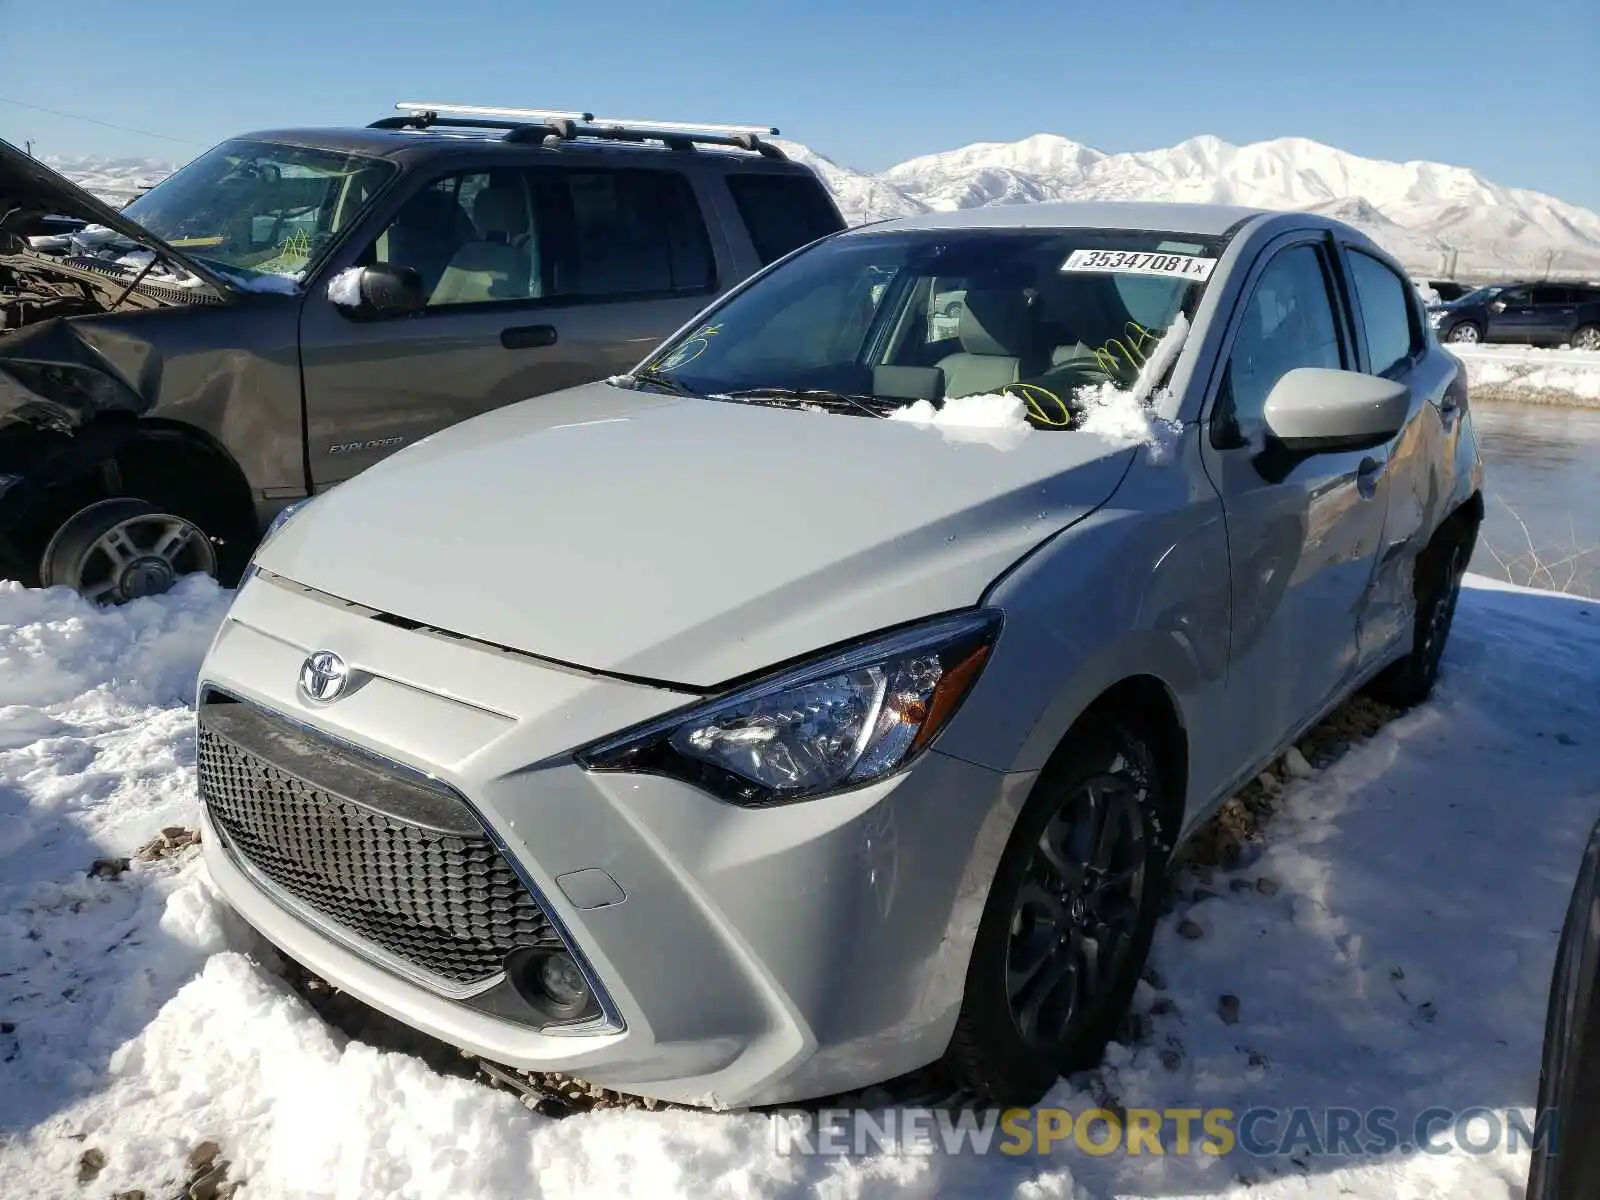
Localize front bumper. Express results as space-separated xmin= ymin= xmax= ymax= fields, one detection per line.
xmin=197 ymin=570 xmax=1033 ymax=1107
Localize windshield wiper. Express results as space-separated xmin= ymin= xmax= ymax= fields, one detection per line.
xmin=715 ymin=387 xmax=892 ymax=419
xmin=622 ymin=369 xmax=699 ymax=397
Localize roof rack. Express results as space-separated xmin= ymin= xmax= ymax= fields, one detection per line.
xmin=368 ymin=102 xmax=787 ymax=160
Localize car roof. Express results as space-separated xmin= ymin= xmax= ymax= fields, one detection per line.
xmin=231 ymin=126 xmax=812 ymax=172
xmin=865 ymin=200 xmax=1272 ymax=238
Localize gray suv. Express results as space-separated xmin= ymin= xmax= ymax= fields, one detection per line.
xmin=0 ymin=104 xmax=844 ymax=601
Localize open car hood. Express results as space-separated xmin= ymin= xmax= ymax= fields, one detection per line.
xmin=0 ymin=137 xmax=231 ymax=297
xmin=257 ymin=383 xmax=1139 ymax=688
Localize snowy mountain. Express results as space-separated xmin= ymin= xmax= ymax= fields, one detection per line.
xmin=45 ymin=154 xmax=170 ymax=207
xmin=796 ymin=133 xmax=1600 ymax=279
xmin=49 ymin=132 xmax=1600 ymax=279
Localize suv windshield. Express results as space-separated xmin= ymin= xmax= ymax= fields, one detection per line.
xmin=635 ymin=226 xmax=1225 ymax=426
xmin=122 ymin=139 xmax=396 ymax=282
xmin=1454 ymin=285 xmax=1507 ymax=306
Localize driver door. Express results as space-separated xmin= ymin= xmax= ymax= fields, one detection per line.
xmin=1202 ymin=234 xmax=1391 ymax=774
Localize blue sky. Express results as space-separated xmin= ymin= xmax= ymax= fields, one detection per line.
xmin=2 ymin=0 xmax=1596 ymax=210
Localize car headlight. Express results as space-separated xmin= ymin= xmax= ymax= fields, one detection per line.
xmin=1428 ymin=311 xmax=1446 ymax=326
xmin=247 ymin=498 xmax=313 ymax=571
xmin=578 ymin=610 xmax=1002 ymax=807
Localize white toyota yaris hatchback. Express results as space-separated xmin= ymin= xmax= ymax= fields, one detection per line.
xmin=194 ymin=201 xmax=1483 ymax=1109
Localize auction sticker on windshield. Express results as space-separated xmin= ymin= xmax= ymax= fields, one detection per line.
xmin=1061 ymin=249 xmax=1217 ymax=280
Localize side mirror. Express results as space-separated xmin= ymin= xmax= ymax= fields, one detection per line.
xmin=1261 ymin=367 xmax=1409 ymax=453
xmin=337 ymin=263 xmax=427 ymax=318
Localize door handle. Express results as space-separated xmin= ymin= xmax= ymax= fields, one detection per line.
xmin=1356 ymin=456 xmax=1386 ymax=499
xmin=501 ymin=324 xmax=557 ymax=349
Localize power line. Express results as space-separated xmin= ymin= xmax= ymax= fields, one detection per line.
xmin=0 ymin=96 xmax=198 ymax=146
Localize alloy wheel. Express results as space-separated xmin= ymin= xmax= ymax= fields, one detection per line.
xmin=1418 ymin=540 xmax=1467 ymax=675
xmin=1449 ymin=324 xmax=1480 ymax=344
xmin=1574 ymin=327 xmax=1600 ymax=352
xmin=1006 ymin=772 xmax=1147 ymax=1048
xmin=42 ymin=499 xmax=217 ymax=604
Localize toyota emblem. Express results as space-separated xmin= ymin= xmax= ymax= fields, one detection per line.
xmin=297 ymin=650 xmax=350 ymax=704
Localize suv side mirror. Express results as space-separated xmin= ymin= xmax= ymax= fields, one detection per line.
xmin=1262 ymin=367 xmax=1409 ymax=453
xmin=345 ymin=263 xmax=427 ymax=318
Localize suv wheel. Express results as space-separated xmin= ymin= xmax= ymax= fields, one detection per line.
xmin=1367 ymin=517 xmax=1475 ymax=708
xmin=39 ymin=498 xmax=218 ymax=605
xmin=1573 ymin=325 xmax=1600 ymax=352
xmin=943 ymin=723 xmax=1169 ymax=1103
xmin=1447 ymin=323 xmax=1482 ymax=344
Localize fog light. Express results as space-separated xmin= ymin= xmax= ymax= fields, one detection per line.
xmin=538 ymin=953 xmax=589 ymax=1008
xmin=504 ymin=947 xmax=596 ymax=1026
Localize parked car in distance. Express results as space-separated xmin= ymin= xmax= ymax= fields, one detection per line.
xmin=0 ymin=103 xmax=845 ymax=601
xmin=194 ymin=199 xmax=1485 ymax=1110
xmin=1526 ymin=813 xmax=1600 ymax=1198
xmin=1428 ymin=281 xmax=1600 ymax=349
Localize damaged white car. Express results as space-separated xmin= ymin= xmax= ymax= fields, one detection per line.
xmin=195 ymin=201 xmax=1485 ymax=1109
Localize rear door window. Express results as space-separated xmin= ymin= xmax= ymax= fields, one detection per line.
xmin=1347 ymin=249 xmax=1421 ymax=376
xmin=725 ymin=173 xmax=845 ymax=265
xmin=539 ymin=168 xmax=715 ymax=300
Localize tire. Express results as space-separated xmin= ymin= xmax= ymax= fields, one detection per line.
xmin=1446 ymin=323 xmax=1482 ymax=344
xmin=942 ymin=722 xmax=1171 ymax=1104
xmin=1573 ymin=325 xmax=1600 ymax=353
xmin=1367 ymin=517 xmax=1475 ymax=708
xmin=38 ymin=497 xmax=218 ymax=605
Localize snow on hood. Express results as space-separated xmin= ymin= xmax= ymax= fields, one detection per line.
xmin=257 ymin=383 xmax=1137 ymax=686
xmin=886 ymin=391 xmax=1033 ymax=449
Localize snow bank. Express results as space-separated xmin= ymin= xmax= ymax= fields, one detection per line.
xmin=3 ymin=569 xmax=1597 ymax=1197
xmin=1452 ymin=343 xmax=1600 ymax=406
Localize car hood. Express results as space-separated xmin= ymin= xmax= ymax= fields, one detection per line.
xmin=0 ymin=137 xmax=230 ymax=297
xmin=258 ymin=383 xmax=1138 ymax=688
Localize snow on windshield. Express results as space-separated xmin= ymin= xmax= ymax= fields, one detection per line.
xmin=1070 ymin=313 xmax=1188 ymax=459
xmin=885 ymin=314 xmax=1191 ymax=457
xmin=887 ymin=392 xmax=1033 ymax=449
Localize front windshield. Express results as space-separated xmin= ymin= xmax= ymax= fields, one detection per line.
xmin=1454 ymin=285 xmax=1505 ymax=306
xmin=637 ymin=227 xmax=1226 ymax=426
xmin=122 ymin=139 xmax=396 ymax=280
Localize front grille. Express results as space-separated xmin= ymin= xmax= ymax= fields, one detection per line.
xmin=197 ymin=697 xmax=561 ymax=990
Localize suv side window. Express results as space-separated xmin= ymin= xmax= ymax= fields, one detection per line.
xmin=1347 ymin=249 xmax=1420 ymax=376
xmin=540 ymin=168 xmax=714 ymax=301
xmin=365 ymin=169 xmax=540 ymax=307
xmin=1214 ymin=242 xmax=1344 ymax=444
xmin=1532 ymin=285 xmax=1571 ymax=306
xmin=725 ymin=173 xmax=844 ymax=265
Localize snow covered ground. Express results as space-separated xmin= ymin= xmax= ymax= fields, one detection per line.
xmin=0 ymin=575 xmax=1595 ymax=1198
xmin=1452 ymin=344 xmax=1600 ymax=406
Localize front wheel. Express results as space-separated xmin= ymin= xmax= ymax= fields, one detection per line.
xmin=39 ymin=497 xmax=218 ymax=605
xmin=1447 ymin=323 xmax=1482 ymax=344
xmin=1573 ymin=325 xmax=1600 ymax=353
xmin=943 ymin=724 xmax=1170 ymax=1104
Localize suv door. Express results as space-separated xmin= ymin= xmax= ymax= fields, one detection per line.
xmin=297 ymin=162 xmax=719 ymax=488
xmin=1340 ymin=245 xmax=1444 ymax=667
xmin=1487 ymin=285 xmax=1538 ymax=342
xmin=1517 ymin=286 xmax=1576 ymax=345
xmin=1202 ymin=233 xmax=1390 ymax=771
